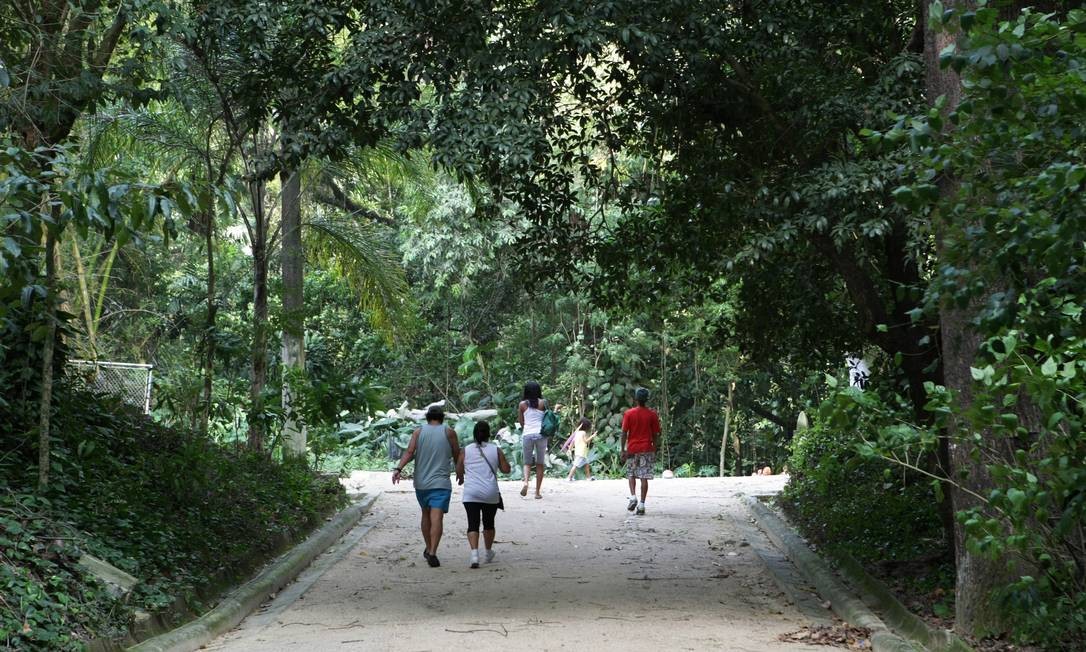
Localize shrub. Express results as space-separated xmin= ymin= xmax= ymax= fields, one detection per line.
xmin=0 ymin=386 xmax=345 ymax=650
xmin=781 ymin=418 xmax=945 ymax=564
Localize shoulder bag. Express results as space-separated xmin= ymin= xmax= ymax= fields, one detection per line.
xmin=477 ymin=443 xmax=505 ymax=510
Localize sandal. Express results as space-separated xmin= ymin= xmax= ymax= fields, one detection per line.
xmin=519 ymin=484 xmax=528 ymax=497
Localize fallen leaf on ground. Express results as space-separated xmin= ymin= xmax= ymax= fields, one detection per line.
xmin=779 ymin=624 xmax=872 ymax=649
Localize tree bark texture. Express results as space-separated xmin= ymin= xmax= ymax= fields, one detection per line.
xmin=248 ymin=179 xmax=269 ymax=451
xmin=37 ymin=229 xmax=58 ymax=492
xmin=280 ymin=168 xmax=307 ymax=458
xmin=202 ymin=209 xmax=216 ymax=436
xmin=720 ymin=381 xmax=734 ymax=477
xmin=925 ymin=1 xmax=1013 ymax=636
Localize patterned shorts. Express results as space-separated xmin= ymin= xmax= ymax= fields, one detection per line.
xmin=626 ymin=452 xmax=655 ymax=479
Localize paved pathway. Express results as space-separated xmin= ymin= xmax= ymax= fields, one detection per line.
xmin=206 ymin=474 xmax=828 ymax=651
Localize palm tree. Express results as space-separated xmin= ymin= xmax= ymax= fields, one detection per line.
xmin=76 ymin=91 xmax=239 ymax=434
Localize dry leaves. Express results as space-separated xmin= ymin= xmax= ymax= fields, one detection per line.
xmin=778 ymin=624 xmax=872 ymax=649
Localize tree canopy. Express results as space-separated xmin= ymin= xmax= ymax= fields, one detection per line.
xmin=2 ymin=0 xmax=1084 ymax=648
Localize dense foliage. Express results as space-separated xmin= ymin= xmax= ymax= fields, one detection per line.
xmin=856 ymin=6 xmax=1086 ymax=646
xmin=3 ymin=0 xmax=1084 ymax=648
xmin=0 ymin=388 xmax=344 ymax=649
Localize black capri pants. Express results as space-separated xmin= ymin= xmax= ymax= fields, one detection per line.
xmin=463 ymin=502 xmax=499 ymax=533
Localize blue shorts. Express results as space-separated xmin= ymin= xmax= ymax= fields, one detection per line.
xmin=415 ymin=488 xmax=452 ymax=513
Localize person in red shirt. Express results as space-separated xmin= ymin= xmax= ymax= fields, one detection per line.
xmin=620 ymin=387 xmax=661 ymax=515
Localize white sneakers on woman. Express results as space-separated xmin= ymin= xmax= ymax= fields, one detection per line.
xmin=470 ymin=548 xmax=496 ymax=568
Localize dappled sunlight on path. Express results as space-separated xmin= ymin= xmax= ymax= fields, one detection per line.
xmin=206 ymin=475 xmax=827 ymax=651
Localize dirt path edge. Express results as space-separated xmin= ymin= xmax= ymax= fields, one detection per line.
xmin=832 ymin=549 xmax=973 ymax=652
xmin=742 ymin=495 xmax=922 ymax=652
xmin=127 ymin=493 xmax=380 ymax=652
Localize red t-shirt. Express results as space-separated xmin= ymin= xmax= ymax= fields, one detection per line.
xmin=622 ymin=406 xmax=661 ymax=454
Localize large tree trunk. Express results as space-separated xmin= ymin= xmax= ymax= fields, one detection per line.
xmin=248 ymin=179 xmax=269 ymax=451
xmin=202 ymin=209 xmax=216 ymax=435
xmin=925 ymin=2 xmax=1012 ymax=637
xmin=280 ymin=168 xmax=307 ymax=458
xmin=720 ymin=381 xmax=734 ymax=477
xmin=37 ymin=228 xmax=59 ymax=492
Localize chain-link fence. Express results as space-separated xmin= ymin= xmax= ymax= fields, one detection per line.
xmin=67 ymin=360 xmax=154 ymax=414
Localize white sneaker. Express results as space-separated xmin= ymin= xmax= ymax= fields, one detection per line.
xmin=627 ymin=497 xmax=637 ymax=512
xmin=484 ymin=548 xmax=495 ymax=563
xmin=470 ymin=550 xmax=480 ymax=569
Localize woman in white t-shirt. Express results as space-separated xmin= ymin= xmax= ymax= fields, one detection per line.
xmin=456 ymin=421 xmax=511 ymax=568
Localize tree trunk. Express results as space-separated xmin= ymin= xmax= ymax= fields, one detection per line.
xmin=202 ymin=209 xmax=216 ymax=435
xmin=659 ymin=334 xmax=670 ymax=470
xmin=925 ymin=1 xmax=1012 ymax=636
xmin=720 ymin=381 xmax=734 ymax=477
xmin=37 ymin=228 xmax=59 ymax=492
xmin=280 ymin=168 xmax=307 ymax=458
xmin=248 ymin=179 xmax=269 ymax=451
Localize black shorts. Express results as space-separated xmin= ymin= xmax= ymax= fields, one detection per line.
xmin=463 ymin=502 xmax=499 ymax=532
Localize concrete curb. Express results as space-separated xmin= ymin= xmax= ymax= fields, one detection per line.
xmin=741 ymin=495 xmax=920 ymax=652
xmin=832 ymin=551 xmax=973 ymax=652
xmin=127 ymin=493 xmax=379 ymax=652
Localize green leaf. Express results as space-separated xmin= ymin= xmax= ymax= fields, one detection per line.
xmin=1006 ymin=488 xmax=1027 ymax=511
xmin=1 ymin=237 xmax=20 ymax=257
xmin=1040 ymin=357 xmax=1058 ymax=377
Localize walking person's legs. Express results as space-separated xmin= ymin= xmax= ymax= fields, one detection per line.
xmin=420 ymin=508 xmax=432 ymax=554
xmin=521 ymin=437 xmax=533 ymax=496
xmin=534 ymin=463 xmax=544 ymax=498
xmin=428 ymin=508 xmax=445 ymax=555
xmin=482 ymin=503 xmax=498 ymax=562
xmin=465 ymin=502 xmax=482 ymax=551
xmin=633 ymin=453 xmax=653 ymax=514
xmin=464 ymin=502 xmax=482 ymax=568
xmin=418 ymin=488 xmax=451 ymax=566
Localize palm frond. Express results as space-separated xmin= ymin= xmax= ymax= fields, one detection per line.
xmin=316 ymin=143 xmax=439 ymax=224
xmin=303 ymin=210 xmax=416 ymax=344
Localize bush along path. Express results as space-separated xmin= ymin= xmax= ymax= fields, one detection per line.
xmin=0 ymin=389 xmax=347 ymax=650
xmin=207 ymin=474 xmax=837 ymax=651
